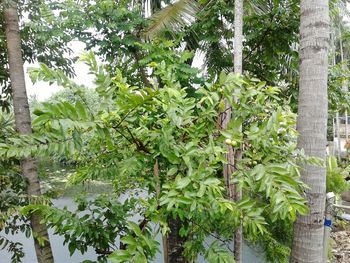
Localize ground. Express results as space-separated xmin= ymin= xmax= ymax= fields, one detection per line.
xmin=331 ymin=226 xmax=350 ymax=262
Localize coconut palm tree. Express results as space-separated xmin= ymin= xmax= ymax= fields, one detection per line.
xmin=1 ymin=1 xmax=54 ymax=262
xmin=290 ymin=0 xmax=330 ymax=262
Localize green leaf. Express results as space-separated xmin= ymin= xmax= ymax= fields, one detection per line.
xmin=121 ymin=235 xmax=137 ymax=246
xmin=68 ymin=242 xmax=76 ymax=256
xmin=75 ymin=101 xmax=89 ymax=120
xmin=176 ymin=177 xmax=191 ymax=189
xmin=128 ymin=221 xmax=142 ymax=237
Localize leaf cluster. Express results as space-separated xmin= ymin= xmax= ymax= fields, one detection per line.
xmin=0 ymin=56 xmax=310 ymax=262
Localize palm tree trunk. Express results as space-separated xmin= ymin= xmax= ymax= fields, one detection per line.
xmin=2 ymin=1 xmax=54 ymax=262
xmin=290 ymin=0 xmax=329 ymax=262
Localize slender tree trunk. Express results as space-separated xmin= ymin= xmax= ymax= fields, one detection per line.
xmin=290 ymin=0 xmax=329 ymax=263
xmin=234 ymin=0 xmax=243 ymax=75
xmin=2 ymin=1 xmax=54 ymax=263
xmin=166 ymin=217 xmax=188 ymax=263
xmin=233 ymin=1 xmax=243 ymax=262
xmin=333 ymin=116 xmax=336 ymax=156
xmin=345 ymin=110 xmax=348 ymax=143
xmin=340 ymin=29 xmax=349 ymax=145
xmin=221 ymin=0 xmax=244 ymax=260
xmin=336 ymin=111 xmax=341 ymax=160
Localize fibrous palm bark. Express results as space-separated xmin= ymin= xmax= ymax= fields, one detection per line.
xmin=2 ymin=1 xmax=54 ymax=262
xmin=290 ymin=0 xmax=329 ymax=262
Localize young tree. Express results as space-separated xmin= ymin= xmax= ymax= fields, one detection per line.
xmin=2 ymin=1 xmax=54 ymax=262
xmin=291 ymin=0 xmax=330 ymax=262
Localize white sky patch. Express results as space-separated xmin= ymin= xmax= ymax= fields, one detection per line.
xmin=25 ymin=41 xmax=95 ymax=101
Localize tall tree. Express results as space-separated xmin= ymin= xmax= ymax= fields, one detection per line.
xmin=233 ymin=1 xmax=243 ymax=262
xmin=290 ymin=0 xmax=330 ymax=262
xmin=2 ymin=1 xmax=54 ymax=262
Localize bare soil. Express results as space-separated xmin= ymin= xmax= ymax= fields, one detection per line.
xmin=331 ymin=230 xmax=350 ymax=263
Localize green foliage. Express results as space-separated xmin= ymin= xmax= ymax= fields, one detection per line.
xmin=204 ymin=241 xmax=235 ymax=263
xmin=22 ymin=194 xmax=135 ymax=262
xmin=263 ymin=237 xmax=290 ymax=263
xmin=0 ymin=0 xmax=75 ymax=110
xmin=47 ymin=88 xmax=101 ymax=114
xmin=137 ymin=40 xmax=202 ymax=87
xmin=219 ymin=74 xmax=307 ymax=223
xmin=0 ymin=55 xmax=310 ymax=262
xmin=25 ymin=0 xmax=350 ymax=117
xmin=260 ymin=219 xmax=292 ymax=263
xmin=326 ymin=156 xmax=349 ymax=194
xmin=1 ymin=1 xmax=350 ymax=261
xmin=109 ymin=221 xmax=159 ymax=263
xmin=242 ymin=0 xmax=300 ymax=88
xmin=328 ymin=63 xmax=350 ymax=113
xmin=47 ymin=0 xmax=148 ymax=86
xmin=0 ymin=114 xmax=29 ymax=263
xmin=0 ymin=236 xmax=24 ymax=263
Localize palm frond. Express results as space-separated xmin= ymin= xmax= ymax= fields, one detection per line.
xmin=142 ymin=0 xmax=200 ymax=40
xmin=245 ymin=0 xmax=271 ymax=16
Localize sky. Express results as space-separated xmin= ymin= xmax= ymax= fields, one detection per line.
xmin=25 ymin=41 xmax=95 ymax=101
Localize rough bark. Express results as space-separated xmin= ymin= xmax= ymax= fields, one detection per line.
xmin=2 ymin=1 xmax=55 ymax=263
xmin=290 ymin=1 xmax=329 ymax=263
xmin=166 ymin=217 xmax=188 ymax=263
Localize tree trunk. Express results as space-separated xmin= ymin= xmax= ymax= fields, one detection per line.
xmin=340 ymin=28 xmax=348 ymax=145
xmin=221 ymin=0 xmax=244 ymax=260
xmin=234 ymin=0 xmax=243 ymax=75
xmin=166 ymin=217 xmax=188 ymax=263
xmin=233 ymin=1 xmax=243 ymax=262
xmin=2 ymin=1 xmax=55 ymax=263
xmin=336 ymin=111 xmax=341 ymax=160
xmin=290 ymin=0 xmax=329 ymax=263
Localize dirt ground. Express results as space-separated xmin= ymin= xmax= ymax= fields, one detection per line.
xmin=331 ymin=229 xmax=350 ymax=262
